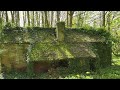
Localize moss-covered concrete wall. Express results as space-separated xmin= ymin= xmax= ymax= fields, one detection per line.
xmin=93 ymin=42 xmax=112 ymax=68
xmin=0 ymin=22 xmax=112 ymax=73
xmin=0 ymin=44 xmax=28 ymax=72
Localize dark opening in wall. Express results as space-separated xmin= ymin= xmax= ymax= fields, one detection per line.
xmin=51 ymin=59 xmax=69 ymax=69
xmin=33 ymin=61 xmax=50 ymax=73
xmin=89 ymin=58 xmax=96 ymax=71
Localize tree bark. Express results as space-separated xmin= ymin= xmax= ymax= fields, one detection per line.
xmin=51 ymin=11 xmax=53 ymax=27
xmin=67 ymin=11 xmax=69 ymax=27
xmin=0 ymin=11 xmax=3 ymax=25
xmin=10 ymin=11 xmax=15 ymax=24
xmin=36 ymin=11 xmax=38 ymax=26
xmin=16 ymin=11 xmax=20 ymax=26
xmin=44 ymin=11 xmax=49 ymax=27
xmin=27 ymin=11 xmax=30 ymax=26
xmin=102 ymin=11 xmax=105 ymax=28
xmin=107 ymin=11 xmax=111 ymax=31
xmin=38 ymin=11 xmax=40 ymax=27
xmin=36 ymin=11 xmax=40 ymax=27
xmin=57 ymin=11 xmax=60 ymax=22
xmin=42 ymin=11 xmax=44 ymax=27
xmin=32 ymin=11 xmax=34 ymax=27
xmin=69 ymin=11 xmax=74 ymax=27
xmin=0 ymin=11 xmax=1 ymax=24
xmin=23 ymin=11 xmax=26 ymax=27
xmin=77 ymin=11 xmax=81 ymax=27
xmin=5 ymin=11 xmax=8 ymax=23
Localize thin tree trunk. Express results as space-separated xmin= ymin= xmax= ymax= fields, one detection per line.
xmin=77 ymin=11 xmax=81 ymax=28
xmin=100 ymin=11 xmax=102 ymax=27
xmin=107 ymin=11 xmax=111 ymax=31
xmin=0 ymin=11 xmax=3 ymax=25
xmin=1 ymin=11 xmax=4 ymax=26
xmin=27 ymin=11 xmax=30 ymax=26
xmin=44 ymin=11 xmax=49 ymax=27
xmin=51 ymin=11 xmax=53 ymax=27
xmin=67 ymin=11 xmax=69 ymax=27
xmin=69 ymin=11 xmax=74 ymax=27
xmin=57 ymin=11 xmax=60 ymax=22
xmin=16 ymin=11 xmax=20 ymax=26
xmin=5 ymin=11 xmax=8 ymax=23
xmin=23 ymin=11 xmax=26 ymax=27
xmin=0 ymin=11 xmax=1 ymax=23
xmin=38 ymin=11 xmax=40 ymax=27
xmin=10 ymin=11 xmax=15 ymax=24
xmin=14 ymin=11 xmax=17 ymax=26
xmin=36 ymin=11 xmax=38 ymax=26
xmin=42 ymin=11 xmax=44 ymax=27
xmin=0 ymin=11 xmax=2 ymax=30
xmin=36 ymin=11 xmax=40 ymax=27
xmin=32 ymin=11 xmax=34 ymax=27
xmin=102 ymin=11 xmax=105 ymax=28
xmin=47 ymin=11 xmax=49 ymax=26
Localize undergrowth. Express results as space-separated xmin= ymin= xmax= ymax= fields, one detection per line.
xmin=0 ymin=57 xmax=120 ymax=79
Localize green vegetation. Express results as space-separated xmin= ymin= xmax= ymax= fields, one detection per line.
xmin=0 ymin=23 xmax=113 ymax=79
xmin=0 ymin=57 xmax=120 ymax=79
xmin=0 ymin=11 xmax=120 ymax=79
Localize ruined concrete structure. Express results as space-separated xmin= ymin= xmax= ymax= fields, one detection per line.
xmin=0 ymin=22 xmax=112 ymax=73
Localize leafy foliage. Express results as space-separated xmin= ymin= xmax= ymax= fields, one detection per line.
xmin=111 ymin=31 xmax=120 ymax=57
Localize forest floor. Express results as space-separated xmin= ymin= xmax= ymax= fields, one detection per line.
xmin=0 ymin=56 xmax=120 ymax=79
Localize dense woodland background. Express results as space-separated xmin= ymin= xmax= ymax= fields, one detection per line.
xmin=0 ymin=11 xmax=120 ymax=56
xmin=0 ymin=11 xmax=114 ymax=28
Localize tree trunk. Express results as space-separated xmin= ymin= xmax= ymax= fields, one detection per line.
xmin=77 ymin=11 xmax=81 ymax=28
xmin=0 ymin=11 xmax=1 ymax=24
xmin=67 ymin=11 xmax=69 ymax=27
xmin=36 ymin=11 xmax=38 ymax=26
xmin=69 ymin=11 xmax=74 ymax=27
xmin=0 ymin=11 xmax=3 ymax=25
xmin=44 ymin=11 xmax=49 ymax=27
xmin=57 ymin=11 xmax=60 ymax=22
xmin=107 ymin=11 xmax=111 ymax=31
xmin=1 ymin=11 xmax=4 ymax=26
xmin=99 ymin=11 xmax=102 ymax=27
xmin=38 ymin=11 xmax=40 ymax=27
xmin=48 ymin=11 xmax=50 ymax=27
xmin=36 ymin=11 xmax=40 ymax=27
xmin=5 ymin=11 xmax=8 ymax=23
xmin=51 ymin=11 xmax=53 ymax=27
xmin=10 ymin=11 xmax=15 ymax=24
xmin=32 ymin=11 xmax=34 ymax=27
xmin=102 ymin=11 xmax=105 ymax=28
xmin=27 ymin=11 xmax=30 ymax=26
xmin=16 ymin=11 xmax=20 ymax=26
xmin=0 ymin=11 xmax=2 ymax=30
xmin=23 ymin=11 xmax=26 ymax=27
xmin=42 ymin=11 xmax=44 ymax=27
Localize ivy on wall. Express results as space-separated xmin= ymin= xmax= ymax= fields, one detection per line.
xmin=0 ymin=23 xmax=112 ymax=72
